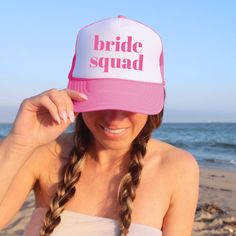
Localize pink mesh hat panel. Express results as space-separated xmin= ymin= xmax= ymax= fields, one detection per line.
xmin=67 ymin=16 xmax=165 ymax=115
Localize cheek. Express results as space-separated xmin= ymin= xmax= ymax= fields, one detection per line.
xmin=81 ymin=113 xmax=96 ymax=133
xmin=133 ymin=115 xmax=148 ymax=134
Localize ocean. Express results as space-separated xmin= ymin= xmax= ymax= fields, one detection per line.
xmin=0 ymin=123 xmax=235 ymax=171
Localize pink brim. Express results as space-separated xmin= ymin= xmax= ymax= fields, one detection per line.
xmin=68 ymin=78 xmax=164 ymax=115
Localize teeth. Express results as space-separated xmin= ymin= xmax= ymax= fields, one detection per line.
xmin=103 ymin=127 xmax=126 ymax=134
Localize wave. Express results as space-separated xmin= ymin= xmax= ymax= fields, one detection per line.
xmin=204 ymin=158 xmax=236 ymax=166
xmin=209 ymin=142 xmax=236 ymax=149
xmin=158 ymin=139 xmax=236 ymax=152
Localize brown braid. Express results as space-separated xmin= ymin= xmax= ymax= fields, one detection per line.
xmin=118 ymin=111 xmax=164 ymax=236
xmin=40 ymin=114 xmax=90 ymax=236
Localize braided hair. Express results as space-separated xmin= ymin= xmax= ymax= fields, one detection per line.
xmin=40 ymin=115 xmax=90 ymax=236
xmin=117 ymin=113 xmax=163 ymax=235
xmin=40 ymin=108 xmax=164 ymax=236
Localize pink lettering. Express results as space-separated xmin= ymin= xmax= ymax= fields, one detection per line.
xmin=133 ymin=54 xmax=143 ymax=70
xmin=94 ymin=35 xmax=104 ymax=50
xmin=115 ymin=36 xmax=121 ymax=51
xmin=105 ymin=41 xmax=112 ymax=51
xmin=122 ymin=58 xmax=132 ymax=69
xmin=89 ymin=54 xmax=144 ymax=72
xmin=111 ymin=57 xmax=121 ymax=68
xmin=90 ymin=57 xmax=98 ymax=68
xmin=93 ymin=35 xmax=143 ymax=53
xmin=121 ymin=36 xmax=132 ymax=52
xmin=133 ymin=42 xmax=142 ymax=53
xmin=91 ymin=35 xmax=144 ymax=72
xmin=98 ymin=57 xmax=110 ymax=72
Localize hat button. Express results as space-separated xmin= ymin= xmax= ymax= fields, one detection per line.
xmin=117 ymin=15 xmax=126 ymax=19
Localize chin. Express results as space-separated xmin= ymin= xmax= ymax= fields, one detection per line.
xmin=97 ymin=139 xmax=132 ymax=152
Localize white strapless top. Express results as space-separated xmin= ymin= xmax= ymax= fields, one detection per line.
xmin=23 ymin=208 xmax=162 ymax=236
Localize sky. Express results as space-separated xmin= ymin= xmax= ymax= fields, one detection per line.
xmin=0 ymin=0 xmax=235 ymax=123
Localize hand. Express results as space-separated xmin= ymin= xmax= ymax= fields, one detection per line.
xmin=8 ymin=88 xmax=87 ymax=150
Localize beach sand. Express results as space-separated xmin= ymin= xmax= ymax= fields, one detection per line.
xmin=1 ymin=167 xmax=236 ymax=236
xmin=193 ymin=168 xmax=236 ymax=235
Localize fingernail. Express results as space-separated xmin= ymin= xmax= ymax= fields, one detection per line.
xmin=79 ymin=93 xmax=88 ymax=100
xmin=68 ymin=111 xmax=75 ymax=123
xmin=62 ymin=110 xmax=67 ymax=123
xmin=56 ymin=114 xmax=61 ymax=125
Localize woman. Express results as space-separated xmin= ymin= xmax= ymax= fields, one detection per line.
xmin=0 ymin=16 xmax=199 ymax=236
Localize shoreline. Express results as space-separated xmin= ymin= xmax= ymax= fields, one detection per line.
xmin=1 ymin=166 xmax=236 ymax=235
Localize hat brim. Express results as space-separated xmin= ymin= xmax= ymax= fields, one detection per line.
xmin=68 ymin=78 xmax=164 ymax=115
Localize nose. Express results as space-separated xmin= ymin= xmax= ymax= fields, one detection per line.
xmin=103 ymin=110 xmax=130 ymax=122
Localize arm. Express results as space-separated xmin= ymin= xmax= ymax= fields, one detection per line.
xmin=0 ymin=135 xmax=36 ymax=205
xmin=0 ymin=144 xmax=41 ymax=229
xmin=162 ymin=150 xmax=200 ymax=236
xmin=0 ymin=89 xmax=86 ymax=210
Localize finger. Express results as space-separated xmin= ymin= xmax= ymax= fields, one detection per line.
xmin=65 ymin=89 xmax=88 ymax=101
xmin=46 ymin=89 xmax=68 ymax=123
xmin=60 ymin=90 xmax=75 ymax=123
xmin=36 ymin=95 xmax=61 ymax=125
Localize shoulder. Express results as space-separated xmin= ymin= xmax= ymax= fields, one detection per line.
xmin=153 ymin=138 xmax=200 ymax=198
xmin=29 ymin=132 xmax=74 ymax=177
xmin=47 ymin=132 xmax=74 ymax=159
xmin=147 ymin=138 xmax=199 ymax=183
xmin=37 ymin=132 xmax=73 ymax=158
xmin=149 ymin=139 xmax=200 ymax=234
xmin=148 ymin=139 xmax=199 ymax=171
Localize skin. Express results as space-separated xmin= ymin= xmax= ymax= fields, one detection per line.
xmin=81 ymin=110 xmax=148 ymax=170
xmin=0 ymin=89 xmax=199 ymax=235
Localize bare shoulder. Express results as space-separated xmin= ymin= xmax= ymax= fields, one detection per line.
xmin=30 ymin=132 xmax=74 ymax=177
xmin=32 ymin=132 xmax=74 ymax=205
xmin=38 ymin=132 xmax=73 ymax=157
xmin=147 ymin=138 xmax=199 ymax=180
xmin=147 ymin=139 xmax=200 ymax=234
xmin=45 ymin=132 xmax=74 ymax=159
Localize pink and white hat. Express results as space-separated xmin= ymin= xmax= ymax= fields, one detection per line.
xmin=67 ymin=16 xmax=165 ymax=115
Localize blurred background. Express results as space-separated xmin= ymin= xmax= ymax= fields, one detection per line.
xmin=0 ymin=0 xmax=235 ymax=123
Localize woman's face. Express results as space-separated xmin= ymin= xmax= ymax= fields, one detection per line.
xmin=82 ymin=110 xmax=148 ymax=152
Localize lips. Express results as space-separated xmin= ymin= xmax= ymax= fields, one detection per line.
xmin=103 ymin=127 xmax=126 ymax=134
xmin=99 ymin=124 xmax=128 ymax=136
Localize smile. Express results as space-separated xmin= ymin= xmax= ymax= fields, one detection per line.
xmin=103 ymin=127 xmax=126 ymax=134
xmin=100 ymin=125 xmax=128 ymax=136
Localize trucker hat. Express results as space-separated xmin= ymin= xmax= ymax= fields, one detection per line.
xmin=67 ymin=15 xmax=165 ymax=114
